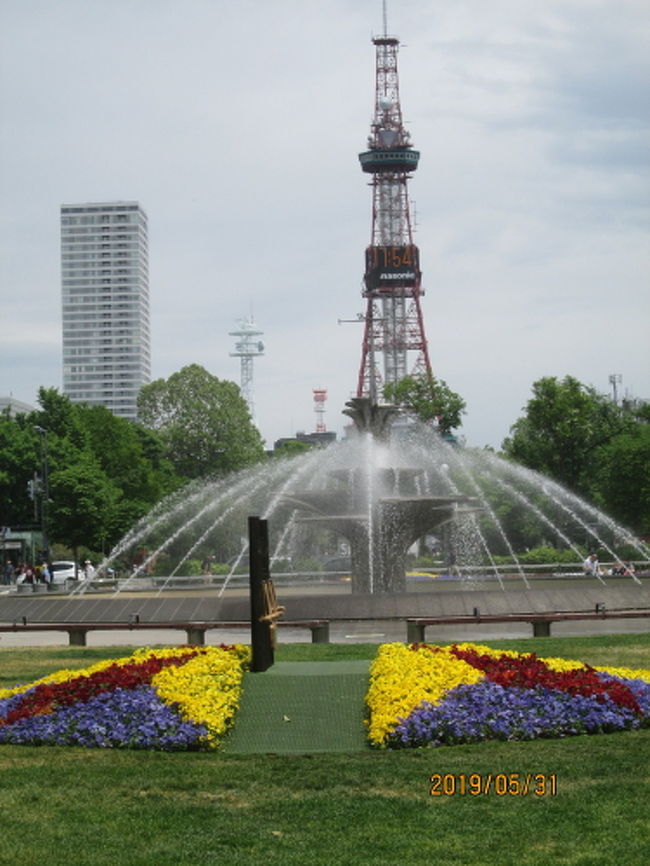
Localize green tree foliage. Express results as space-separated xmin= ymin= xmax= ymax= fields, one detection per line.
xmin=0 ymin=411 xmax=41 ymax=527
xmin=75 ymin=404 xmax=180 ymax=533
xmin=0 ymin=391 xmax=185 ymax=558
xmin=502 ymin=375 xmax=648 ymax=533
xmin=137 ymin=364 xmax=265 ymax=479
xmin=47 ymin=452 xmax=119 ymax=558
xmin=591 ymin=425 xmax=650 ymax=535
xmin=36 ymin=388 xmax=88 ymax=451
xmin=502 ymin=376 xmax=631 ymax=494
xmin=383 ymin=373 xmax=466 ymax=435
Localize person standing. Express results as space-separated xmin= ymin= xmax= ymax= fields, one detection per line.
xmin=2 ymin=561 xmax=14 ymax=585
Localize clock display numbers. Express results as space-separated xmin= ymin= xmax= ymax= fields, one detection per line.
xmin=364 ymin=245 xmax=420 ymax=291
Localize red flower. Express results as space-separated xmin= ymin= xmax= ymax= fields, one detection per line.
xmin=1 ymin=650 xmax=202 ymax=728
xmin=450 ymin=646 xmax=640 ymax=714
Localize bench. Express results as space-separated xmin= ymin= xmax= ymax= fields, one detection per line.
xmin=406 ymin=607 xmax=650 ymax=641
xmin=151 ymin=576 xmax=216 ymax=588
xmin=0 ymin=619 xmax=331 ymax=647
xmin=86 ymin=579 xmax=120 ymax=590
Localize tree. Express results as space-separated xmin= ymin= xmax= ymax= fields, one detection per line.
xmin=502 ymin=376 xmax=633 ymax=496
xmin=35 ymin=387 xmax=89 ymax=452
xmin=0 ymin=413 xmax=41 ymax=527
xmin=590 ymin=425 xmax=650 ymax=535
xmin=75 ymin=404 xmax=181 ymax=534
xmin=383 ymin=373 xmax=466 ymax=435
xmin=0 ymin=390 xmax=186 ymax=558
xmin=137 ymin=364 xmax=265 ymax=479
xmin=48 ymin=452 xmax=119 ymax=560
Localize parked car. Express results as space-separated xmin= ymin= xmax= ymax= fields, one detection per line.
xmin=50 ymin=560 xmax=81 ymax=583
xmin=16 ymin=560 xmax=79 ymax=586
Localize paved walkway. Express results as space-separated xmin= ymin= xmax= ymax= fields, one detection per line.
xmin=223 ymin=660 xmax=371 ymax=755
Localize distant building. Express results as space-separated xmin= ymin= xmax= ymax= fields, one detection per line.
xmin=273 ymin=431 xmax=337 ymax=452
xmin=0 ymin=396 xmax=35 ymax=416
xmin=60 ymin=201 xmax=151 ymax=420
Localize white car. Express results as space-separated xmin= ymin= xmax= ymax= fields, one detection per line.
xmin=15 ymin=561 xmax=82 ymax=586
xmin=50 ymin=561 xmax=81 ymax=583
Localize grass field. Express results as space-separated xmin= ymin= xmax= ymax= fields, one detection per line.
xmin=1 ymin=634 xmax=649 ymax=865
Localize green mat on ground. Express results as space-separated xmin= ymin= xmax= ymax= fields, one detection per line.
xmin=223 ymin=661 xmax=371 ymax=754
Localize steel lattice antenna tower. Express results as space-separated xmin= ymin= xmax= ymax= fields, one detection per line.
xmin=356 ymin=10 xmax=433 ymax=402
xmin=229 ymin=317 xmax=264 ymax=421
xmin=313 ymin=387 xmax=327 ymax=433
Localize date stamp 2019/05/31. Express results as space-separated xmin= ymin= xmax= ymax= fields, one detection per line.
xmin=429 ymin=773 xmax=557 ymax=797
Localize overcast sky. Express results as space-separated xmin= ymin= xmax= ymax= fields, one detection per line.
xmin=1 ymin=0 xmax=648 ymax=449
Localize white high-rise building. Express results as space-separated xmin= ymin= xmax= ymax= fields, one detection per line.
xmin=60 ymin=201 xmax=151 ymax=420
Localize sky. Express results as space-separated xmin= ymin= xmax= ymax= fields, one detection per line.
xmin=1 ymin=0 xmax=648 ymax=450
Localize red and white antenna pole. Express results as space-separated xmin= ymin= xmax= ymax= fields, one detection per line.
xmin=313 ymin=388 xmax=327 ymax=433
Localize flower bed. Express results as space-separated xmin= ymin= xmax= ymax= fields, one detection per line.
xmin=0 ymin=644 xmax=250 ymax=750
xmin=366 ymin=642 xmax=650 ymax=749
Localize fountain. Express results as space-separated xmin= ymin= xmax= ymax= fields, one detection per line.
xmin=81 ymin=18 xmax=648 ymax=607
xmin=95 ymin=397 xmax=648 ymax=601
xmin=282 ymin=398 xmax=479 ymax=593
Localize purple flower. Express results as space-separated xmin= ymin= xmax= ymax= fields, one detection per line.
xmin=0 ymin=686 xmax=207 ymax=751
xmin=389 ymin=680 xmax=641 ymax=749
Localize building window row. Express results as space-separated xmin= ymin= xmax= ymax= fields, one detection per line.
xmin=62 ymin=246 xmax=148 ymax=259
xmin=61 ymin=227 xmax=144 ymax=239
xmin=61 ymin=213 xmax=141 ymax=226
xmin=63 ymin=328 xmax=146 ymax=337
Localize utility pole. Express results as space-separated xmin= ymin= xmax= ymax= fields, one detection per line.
xmin=33 ymin=426 xmax=50 ymax=563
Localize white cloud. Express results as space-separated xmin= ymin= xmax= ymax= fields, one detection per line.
xmin=1 ymin=0 xmax=648 ymax=449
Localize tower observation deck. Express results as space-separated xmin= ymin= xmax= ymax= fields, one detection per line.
xmin=356 ymin=32 xmax=433 ymax=401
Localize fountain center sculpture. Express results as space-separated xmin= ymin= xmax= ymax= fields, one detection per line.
xmin=282 ymin=397 xmax=478 ymax=593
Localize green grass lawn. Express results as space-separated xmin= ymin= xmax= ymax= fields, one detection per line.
xmin=0 ymin=634 xmax=649 ymax=865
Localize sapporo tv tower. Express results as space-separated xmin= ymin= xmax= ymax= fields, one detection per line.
xmin=356 ymin=7 xmax=434 ymax=402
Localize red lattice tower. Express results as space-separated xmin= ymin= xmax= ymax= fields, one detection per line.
xmin=356 ymin=31 xmax=433 ymax=401
xmin=313 ymin=388 xmax=327 ymax=433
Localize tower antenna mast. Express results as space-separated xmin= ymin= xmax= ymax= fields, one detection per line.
xmin=313 ymin=387 xmax=328 ymax=433
xmin=356 ymin=11 xmax=434 ymax=402
xmin=229 ymin=317 xmax=264 ymax=423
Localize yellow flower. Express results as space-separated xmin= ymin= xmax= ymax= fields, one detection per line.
xmin=594 ymin=664 xmax=650 ymax=683
xmin=366 ymin=643 xmax=483 ymax=746
xmin=0 ymin=646 xmax=199 ymax=699
xmin=364 ymin=640 xmax=650 ymax=748
xmin=152 ymin=644 xmax=250 ymax=747
xmin=1 ymin=644 xmax=250 ymax=750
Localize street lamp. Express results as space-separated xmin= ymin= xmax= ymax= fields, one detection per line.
xmin=33 ymin=426 xmax=50 ymax=563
